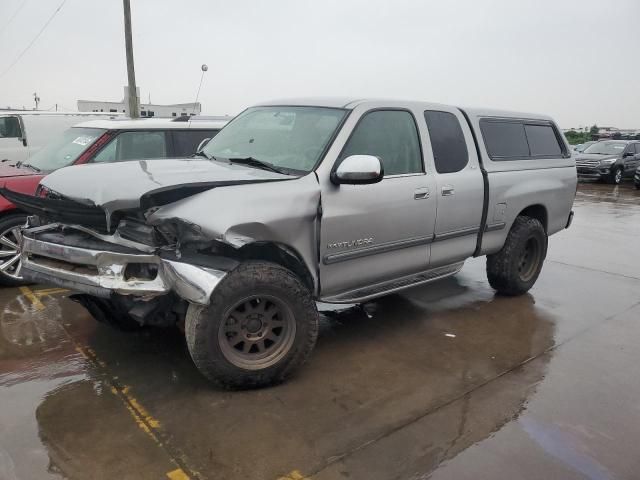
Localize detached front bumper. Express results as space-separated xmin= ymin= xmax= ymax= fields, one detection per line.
xmin=19 ymin=234 xmax=226 ymax=305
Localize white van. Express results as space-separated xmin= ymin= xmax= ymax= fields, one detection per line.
xmin=0 ymin=112 xmax=119 ymax=163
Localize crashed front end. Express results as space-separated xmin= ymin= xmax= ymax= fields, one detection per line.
xmin=3 ymin=186 xmax=239 ymax=327
xmin=20 ymin=221 xmax=228 ymax=306
xmin=1 ymin=164 xmax=321 ymax=327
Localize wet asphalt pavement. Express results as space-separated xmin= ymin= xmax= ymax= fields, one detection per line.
xmin=1 ymin=182 xmax=640 ymax=480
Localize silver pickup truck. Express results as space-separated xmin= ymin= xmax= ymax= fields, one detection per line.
xmin=3 ymin=98 xmax=577 ymax=389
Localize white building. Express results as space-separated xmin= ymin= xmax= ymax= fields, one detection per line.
xmin=77 ymin=87 xmax=201 ymax=118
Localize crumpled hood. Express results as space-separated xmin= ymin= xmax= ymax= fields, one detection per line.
xmin=40 ymin=158 xmax=291 ymax=214
xmin=0 ymin=163 xmax=37 ymax=179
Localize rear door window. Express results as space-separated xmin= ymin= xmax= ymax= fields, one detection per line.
xmin=424 ymin=110 xmax=469 ymax=173
xmin=172 ymin=129 xmax=219 ymax=157
xmin=524 ymin=124 xmax=562 ymax=156
xmin=93 ymin=131 xmax=168 ymax=163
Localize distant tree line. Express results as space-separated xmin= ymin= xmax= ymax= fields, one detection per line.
xmin=565 ymin=125 xmax=598 ymax=145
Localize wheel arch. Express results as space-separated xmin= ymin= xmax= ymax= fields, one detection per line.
xmin=517 ymin=204 xmax=548 ymax=233
xmin=236 ymin=241 xmax=316 ymax=293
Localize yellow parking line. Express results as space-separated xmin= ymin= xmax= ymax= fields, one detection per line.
xmin=19 ymin=286 xmax=45 ymax=311
xmin=277 ymin=471 xmax=309 ymax=480
xmin=121 ymin=385 xmax=161 ymax=429
xmin=20 ymin=285 xmax=199 ymax=480
xmin=167 ymin=469 xmax=191 ymax=480
xmin=33 ymin=287 xmax=69 ymax=296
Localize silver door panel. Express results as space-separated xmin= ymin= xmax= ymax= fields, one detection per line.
xmin=319 ymin=174 xmax=437 ymax=296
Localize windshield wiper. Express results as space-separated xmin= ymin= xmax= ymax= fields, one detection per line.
xmin=193 ymin=150 xmax=211 ymax=160
xmin=20 ymin=163 xmax=41 ymax=172
xmin=225 ymin=157 xmax=288 ymax=175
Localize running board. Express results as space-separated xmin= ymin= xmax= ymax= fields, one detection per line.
xmin=320 ymin=262 xmax=465 ymax=304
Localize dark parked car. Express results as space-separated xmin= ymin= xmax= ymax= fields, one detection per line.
xmin=634 ymin=165 xmax=640 ymax=189
xmin=573 ymin=141 xmax=596 ymax=153
xmin=575 ymin=140 xmax=640 ymax=184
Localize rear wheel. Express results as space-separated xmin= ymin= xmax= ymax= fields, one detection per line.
xmin=185 ymin=261 xmax=319 ymax=389
xmin=486 ymin=216 xmax=547 ymax=296
xmin=0 ymin=214 xmax=28 ymax=287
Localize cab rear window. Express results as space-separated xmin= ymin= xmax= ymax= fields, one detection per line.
xmin=480 ymin=119 xmax=565 ymax=160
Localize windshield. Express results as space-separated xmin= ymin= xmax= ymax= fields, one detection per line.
xmin=202 ymin=106 xmax=347 ymax=173
xmin=27 ymin=127 xmax=105 ymax=172
xmin=575 ymin=142 xmax=594 ymax=152
xmin=583 ymin=141 xmax=627 ymax=155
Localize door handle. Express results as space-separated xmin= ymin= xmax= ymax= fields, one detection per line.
xmin=414 ymin=187 xmax=429 ymax=200
xmin=441 ymin=185 xmax=455 ymax=196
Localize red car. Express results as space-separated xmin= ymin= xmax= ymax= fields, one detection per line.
xmin=0 ymin=117 xmax=227 ymax=286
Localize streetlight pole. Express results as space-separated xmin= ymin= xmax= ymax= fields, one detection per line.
xmin=123 ymin=0 xmax=139 ymax=118
xmin=193 ymin=64 xmax=208 ymax=115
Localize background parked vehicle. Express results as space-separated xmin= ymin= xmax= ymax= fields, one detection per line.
xmin=7 ymin=98 xmax=577 ymax=388
xmin=0 ymin=112 xmax=119 ymax=164
xmin=573 ymin=141 xmax=596 ymax=153
xmin=0 ymin=116 xmax=228 ymax=286
xmin=575 ymin=140 xmax=640 ymax=184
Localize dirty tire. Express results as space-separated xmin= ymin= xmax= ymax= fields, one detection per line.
xmin=486 ymin=216 xmax=547 ymax=296
xmin=609 ymin=167 xmax=623 ymax=185
xmin=185 ymin=261 xmax=319 ymax=389
xmin=0 ymin=214 xmax=28 ymax=287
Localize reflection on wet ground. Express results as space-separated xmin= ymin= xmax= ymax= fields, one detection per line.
xmin=1 ymin=182 xmax=640 ymax=480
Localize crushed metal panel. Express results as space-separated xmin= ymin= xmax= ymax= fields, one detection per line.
xmin=147 ymin=174 xmax=322 ymax=288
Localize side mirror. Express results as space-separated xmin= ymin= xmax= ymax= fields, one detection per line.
xmin=623 ymin=151 xmax=634 ymax=157
xmin=331 ymin=155 xmax=384 ymax=185
xmin=20 ymin=138 xmax=27 ymax=147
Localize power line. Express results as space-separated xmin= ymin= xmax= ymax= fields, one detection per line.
xmin=0 ymin=0 xmax=67 ymax=80
xmin=0 ymin=0 xmax=28 ymax=36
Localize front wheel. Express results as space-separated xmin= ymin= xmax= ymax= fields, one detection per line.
xmin=609 ymin=167 xmax=623 ymax=185
xmin=0 ymin=214 xmax=28 ymax=287
xmin=486 ymin=216 xmax=547 ymax=296
xmin=185 ymin=261 xmax=319 ymax=389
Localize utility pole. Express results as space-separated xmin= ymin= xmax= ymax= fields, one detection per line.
xmin=122 ymin=0 xmax=139 ymax=118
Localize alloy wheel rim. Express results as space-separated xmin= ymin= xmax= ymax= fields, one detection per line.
xmin=218 ymin=295 xmax=296 ymax=370
xmin=517 ymin=237 xmax=541 ymax=282
xmin=0 ymin=226 xmax=23 ymax=280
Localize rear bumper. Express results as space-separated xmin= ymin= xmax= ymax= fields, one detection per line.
xmin=19 ymin=235 xmax=226 ymax=305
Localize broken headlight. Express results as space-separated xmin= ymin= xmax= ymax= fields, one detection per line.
xmin=116 ymin=217 xmax=162 ymax=246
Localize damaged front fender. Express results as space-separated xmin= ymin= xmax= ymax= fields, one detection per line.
xmin=146 ymin=174 xmax=322 ymax=290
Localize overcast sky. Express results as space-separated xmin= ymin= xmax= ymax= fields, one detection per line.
xmin=1 ymin=0 xmax=639 ymax=128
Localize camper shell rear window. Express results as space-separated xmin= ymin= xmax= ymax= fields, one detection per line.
xmin=480 ymin=118 xmax=567 ymax=160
